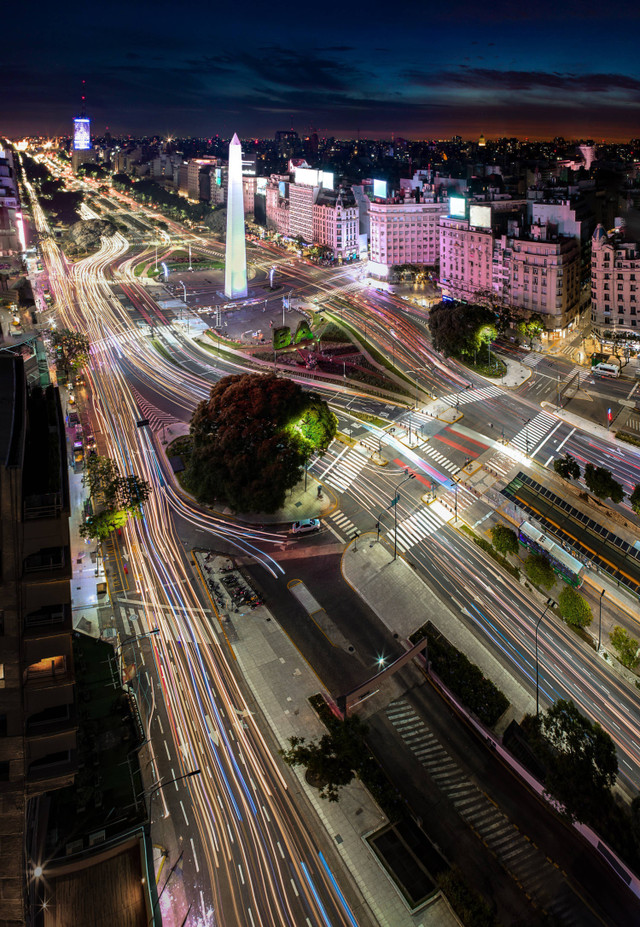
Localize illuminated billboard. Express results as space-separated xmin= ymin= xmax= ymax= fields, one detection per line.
xmin=278 ymin=180 xmax=287 ymax=197
xmin=73 ymin=117 xmax=91 ymax=151
xmin=256 ymin=177 xmax=267 ymax=194
xmin=320 ymin=171 xmax=334 ymax=191
xmin=449 ymin=196 xmax=467 ymax=218
xmin=373 ymin=179 xmax=387 ymax=199
xmin=469 ymin=205 xmax=492 ymax=228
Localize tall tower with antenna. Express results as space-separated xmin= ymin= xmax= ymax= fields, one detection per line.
xmin=73 ymin=80 xmax=91 ymax=151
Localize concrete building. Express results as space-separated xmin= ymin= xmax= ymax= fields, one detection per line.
xmin=242 ymin=175 xmax=257 ymax=215
xmin=312 ymin=188 xmax=359 ymax=260
xmin=289 ymin=182 xmax=317 ymax=243
xmin=0 ymin=356 xmax=76 ymax=925
xmin=591 ymin=223 xmax=640 ymax=335
xmin=210 ymin=166 xmax=227 ymax=207
xmin=369 ymin=199 xmax=448 ymax=277
xmin=187 ymin=158 xmax=217 ymax=202
xmin=439 ymin=201 xmax=581 ymax=332
xmin=265 ymin=176 xmax=290 ymax=236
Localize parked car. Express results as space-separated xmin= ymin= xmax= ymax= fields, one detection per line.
xmin=68 ymin=411 xmax=80 ymax=426
xmin=290 ymin=518 xmax=321 ymax=535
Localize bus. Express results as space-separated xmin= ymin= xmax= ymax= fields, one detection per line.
xmin=518 ymin=521 xmax=584 ymax=587
xmin=592 ymin=362 xmax=620 ymax=378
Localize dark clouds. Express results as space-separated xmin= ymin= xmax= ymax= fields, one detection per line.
xmin=3 ymin=0 xmax=640 ymax=139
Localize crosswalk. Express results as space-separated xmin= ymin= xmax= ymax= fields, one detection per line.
xmin=321 ymin=448 xmax=368 ymax=492
xmin=131 ymin=387 xmax=181 ymax=433
xmin=386 ymin=505 xmax=446 ymax=553
xmin=354 ymin=428 xmax=386 ymax=454
xmin=437 ymin=481 xmax=476 ymax=516
xmin=520 ymin=352 xmax=543 ymax=367
xmin=421 ymin=443 xmax=460 ymax=474
xmin=324 ymin=511 xmax=359 ymax=540
xmin=386 ymin=699 xmax=585 ymax=924
xmin=510 ymin=410 xmax=558 ymax=455
xmin=441 ymin=384 xmax=504 ymax=406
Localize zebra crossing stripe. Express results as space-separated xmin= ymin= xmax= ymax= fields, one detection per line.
xmin=388 ymin=507 xmax=444 ymax=552
xmin=510 ymin=411 xmax=557 ymax=454
xmin=441 ymin=385 xmax=503 ymax=406
xmin=324 ymin=450 xmax=367 ymax=491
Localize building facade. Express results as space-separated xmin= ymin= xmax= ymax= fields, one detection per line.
xmin=0 ymin=357 xmax=76 ymax=925
xmin=591 ymin=224 xmax=640 ymax=335
xmin=439 ymin=202 xmax=581 ymax=331
xmin=312 ymin=188 xmax=359 ymax=260
xmin=369 ymin=200 xmax=448 ymax=276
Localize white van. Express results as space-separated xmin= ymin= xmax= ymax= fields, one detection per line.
xmin=592 ymin=362 xmax=620 ymax=378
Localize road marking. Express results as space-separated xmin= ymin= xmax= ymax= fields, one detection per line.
xmin=190 ymin=837 xmax=200 ymax=872
xmin=171 ymin=767 xmax=179 ymax=790
xmin=318 ymin=444 xmax=349 ymax=479
xmin=157 ymin=717 xmax=163 ymax=734
xmin=180 ymin=800 xmax=189 ymax=825
xmin=555 ymin=427 xmax=576 ymax=454
xmin=323 ymin=522 xmax=345 ymax=543
xmin=238 ymin=863 xmax=245 ymax=885
xmin=277 ymin=841 xmax=285 ymax=858
xmin=290 ymin=878 xmax=299 ymax=897
xmin=164 ymin=741 xmax=171 ymax=761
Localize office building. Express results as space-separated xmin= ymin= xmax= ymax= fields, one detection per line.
xmin=0 ymin=356 xmax=76 ymax=925
xmin=312 ymin=188 xmax=359 ymax=261
xmin=591 ymin=223 xmax=640 ymax=335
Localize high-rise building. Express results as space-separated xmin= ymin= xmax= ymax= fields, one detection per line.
xmin=0 ymin=356 xmax=76 ymax=925
xmin=224 ymin=134 xmax=247 ymax=299
xmin=591 ymin=223 xmax=640 ymax=335
xmin=439 ymin=199 xmax=581 ymax=332
xmin=312 ymin=188 xmax=359 ymax=261
xmin=368 ymin=198 xmax=448 ymax=276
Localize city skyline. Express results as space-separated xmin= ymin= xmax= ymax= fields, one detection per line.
xmin=4 ymin=1 xmax=640 ymax=141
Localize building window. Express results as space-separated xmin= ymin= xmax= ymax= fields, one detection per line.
xmin=0 ymin=715 xmax=6 ymax=737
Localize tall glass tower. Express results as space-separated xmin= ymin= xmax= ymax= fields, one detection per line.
xmin=224 ymin=133 xmax=248 ymax=299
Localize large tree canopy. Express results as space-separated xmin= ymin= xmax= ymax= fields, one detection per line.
xmin=429 ymin=302 xmax=496 ymax=358
xmin=187 ymin=373 xmax=337 ymax=513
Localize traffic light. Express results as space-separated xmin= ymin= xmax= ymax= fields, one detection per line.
xmin=607 ymin=407 xmax=613 ymax=424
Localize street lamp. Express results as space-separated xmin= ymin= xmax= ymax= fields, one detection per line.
xmin=393 ymin=470 xmax=415 ymax=561
xmin=597 ymin=589 xmax=606 ymax=652
xmin=145 ymin=768 xmax=201 ymax=820
xmin=535 ymin=598 xmax=555 ymax=719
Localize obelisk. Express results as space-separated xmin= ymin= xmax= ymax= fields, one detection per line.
xmin=224 ymin=133 xmax=248 ymax=299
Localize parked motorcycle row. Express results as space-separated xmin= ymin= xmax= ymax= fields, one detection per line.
xmin=200 ymin=554 xmax=265 ymax=614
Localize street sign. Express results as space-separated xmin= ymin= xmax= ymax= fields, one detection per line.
xmin=389 ymin=495 xmax=400 ymax=508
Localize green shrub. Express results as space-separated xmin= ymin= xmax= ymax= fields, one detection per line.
xmin=558 ymin=586 xmax=592 ymax=629
xmin=524 ymin=553 xmax=556 ymax=589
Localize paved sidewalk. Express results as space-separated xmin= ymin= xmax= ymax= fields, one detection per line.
xmin=340 ymin=535 xmax=533 ymax=723
xmin=196 ymin=552 xmax=460 ymax=927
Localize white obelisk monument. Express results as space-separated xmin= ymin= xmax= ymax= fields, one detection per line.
xmin=224 ymin=133 xmax=248 ymax=299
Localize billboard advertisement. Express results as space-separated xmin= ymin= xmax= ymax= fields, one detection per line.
xmin=73 ymin=117 xmax=91 ymax=151
xmin=256 ymin=177 xmax=267 ymax=194
xmin=373 ymin=179 xmax=387 ymax=199
xmin=449 ymin=196 xmax=467 ymax=218
xmin=469 ymin=205 xmax=492 ymax=228
xmin=320 ymin=171 xmax=334 ymax=190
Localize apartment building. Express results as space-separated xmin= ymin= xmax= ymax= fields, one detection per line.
xmin=289 ymin=182 xmax=317 ymax=243
xmin=591 ymin=223 xmax=640 ymax=335
xmin=265 ymin=176 xmax=290 ymax=236
xmin=439 ymin=200 xmax=581 ymax=331
xmin=312 ymin=188 xmax=359 ymax=260
xmin=0 ymin=356 xmax=76 ymax=925
xmin=369 ymin=199 xmax=448 ymax=276
xmin=187 ymin=158 xmax=218 ymax=201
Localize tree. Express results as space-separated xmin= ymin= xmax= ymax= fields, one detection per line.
xmin=557 ymin=586 xmax=592 ymax=629
xmin=630 ymin=485 xmax=640 ymax=516
xmin=429 ymin=301 xmax=496 ymax=359
xmin=524 ymin=553 xmax=556 ymax=589
xmin=187 ymin=373 xmax=337 ymax=513
xmin=279 ymin=715 xmax=369 ymax=802
xmin=490 ymin=523 xmax=519 ymax=556
xmin=609 ymin=626 xmax=640 ymax=669
xmin=553 ymin=453 xmax=580 ymax=481
xmin=584 ymin=464 xmax=624 ymax=504
xmin=523 ymin=699 xmax=618 ymax=823
xmin=51 ymin=329 xmax=90 ymax=375
xmin=516 ymin=313 xmax=545 ymax=347
xmin=80 ymin=455 xmax=151 ymax=541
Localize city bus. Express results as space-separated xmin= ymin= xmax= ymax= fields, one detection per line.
xmin=592 ymin=362 xmax=620 ymax=378
xmin=518 ymin=521 xmax=584 ymax=587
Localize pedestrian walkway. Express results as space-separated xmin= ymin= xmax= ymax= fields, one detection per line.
xmin=510 ymin=410 xmax=559 ymax=456
xmin=441 ymin=385 xmax=504 ymax=407
xmin=421 ymin=443 xmax=460 ymax=474
xmin=386 ymin=699 xmax=593 ymax=926
xmin=319 ymin=447 xmax=369 ymax=493
xmin=324 ymin=510 xmax=359 ymax=540
xmin=388 ymin=505 xmax=447 ymax=553
xmin=520 ymin=353 xmax=544 ymax=368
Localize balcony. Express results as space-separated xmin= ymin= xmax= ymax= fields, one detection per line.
xmin=24 ymin=604 xmax=71 ymax=636
xmin=26 ymin=701 xmax=77 ymax=739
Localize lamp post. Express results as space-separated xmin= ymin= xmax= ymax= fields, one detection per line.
xmin=145 ymin=768 xmax=201 ymax=821
xmin=535 ymin=598 xmax=555 ymax=718
xmin=597 ymin=588 xmax=606 ymax=651
xmin=393 ymin=470 xmax=415 ymax=561
xmin=524 ymin=418 xmax=530 ymax=457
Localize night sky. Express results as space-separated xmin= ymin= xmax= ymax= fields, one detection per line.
xmin=6 ymin=0 xmax=640 ymax=141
